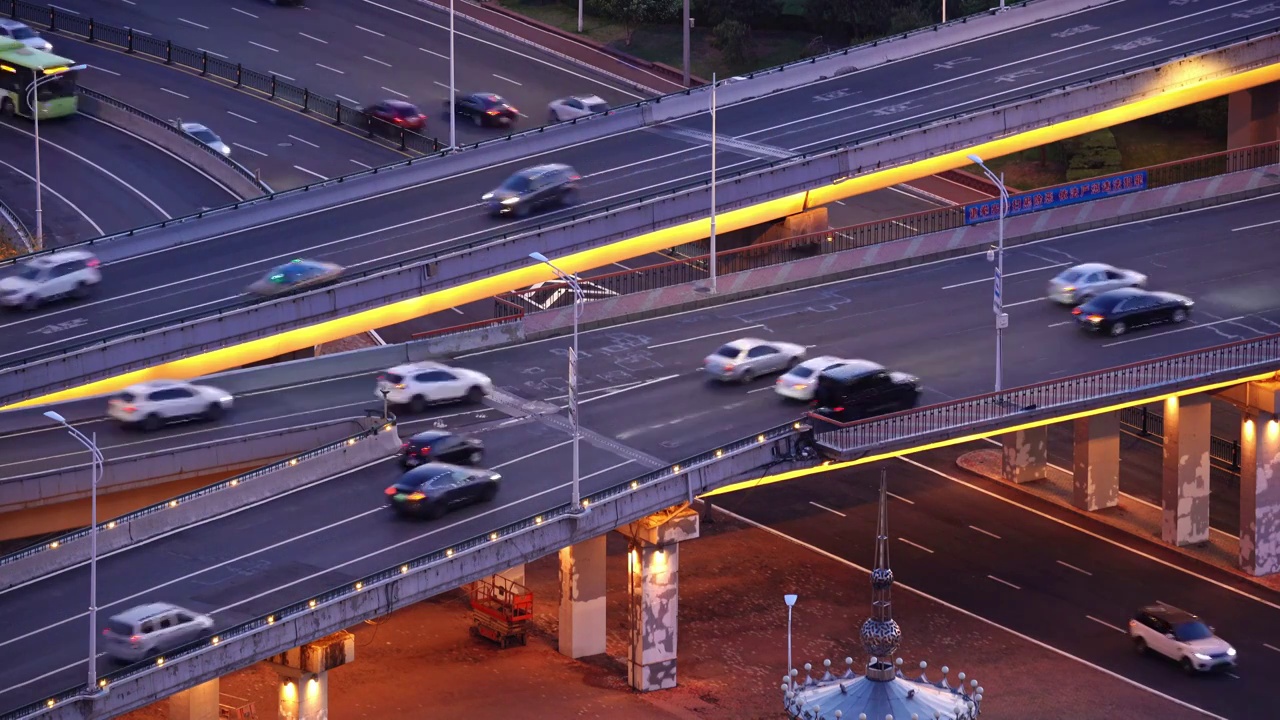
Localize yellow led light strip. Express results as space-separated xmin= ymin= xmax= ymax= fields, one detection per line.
xmin=7 ymin=61 xmax=1279 ymax=411
xmin=700 ymin=369 xmax=1280 ymax=498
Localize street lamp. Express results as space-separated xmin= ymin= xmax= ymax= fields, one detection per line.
xmin=448 ymin=0 xmax=456 ymax=150
xmin=784 ymin=594 xmax=798 ymax=689
xmin=29 ymin=64 xmax=85 ymax=251
xmin=529 ymin=252 xmax=586 ymax=516
xmin=967 ymin=153 xmax=1009 ymax=392
xmin=43 ymin=410 xmax=103 ymax=691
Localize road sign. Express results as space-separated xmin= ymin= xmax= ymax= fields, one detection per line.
xmin=996 ymin=313 xmax=1009 ymax=330
xmin=993 ymin=268 xmax=1002 ymax=314
xmin=567 ymin=347 xmax=578 ymax=426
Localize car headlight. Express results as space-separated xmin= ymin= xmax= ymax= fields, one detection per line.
xmin=1193 ymin=653 xmax=1211 ymax=660
xmin=220 ymin=146 xmax=231 ymax=155
xmin=481 ymin=192 xmax=494 ymax=201
xmin=501 ymin=197 xmax=520 ymax=205
xmin=1227 ymin=647 xmax=1236 ymax=656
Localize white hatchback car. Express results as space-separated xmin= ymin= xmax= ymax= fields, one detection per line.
xmin=775 ymin=355 xmax=850 ymax=401
xmin=102 ymin=603 xmax=214 ymax=663
xmin=1129 ymin=604 xmax=1237 ymax=674
xmin=376 ymin=362 xmax=493 ymax=413
xmin=547 ymin=94 xmax=609 ymax=122
xmin=0 ymin=250 xmax=101 ymax=310
xmin=108 ymin=380 xmax=234 ymax=430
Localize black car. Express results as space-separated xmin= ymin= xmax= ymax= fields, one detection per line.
xmin=1073 ymin=287 xmax=1193 ymax=337
xmin=482 ymin=163 xmax=581 ymax=217
xmin=809 ymin=360 xmax=921 ymax=423
xmin=385 ymin=463 xmax=501 ymax=519
xmin=445 ymin=92 xmax=519 ymax=127
xmin=400 ymin=430 xmax=484 ymax=469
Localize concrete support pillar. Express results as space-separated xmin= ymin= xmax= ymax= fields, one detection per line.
xmin=1240 ymin=409 xmax=1280 ymax=576
xmin=266 ymin=631 xmax=354 ymax=720
xmin=619 ymin=507 xmax=701 ymax=692
xmin=1227 ymin=82 xmax=1280 ymax=150
xmin=168 ymin=678 xmax=219 ymax=720
xmin=1001 ymin=426 xmax=1048 ymax=484
xmin=1161 ymin=395 xmax=1212 ymax=546
xmin=558 ymin=535 xmax=607 ymax=659
xmin=1072 ymin=412 xmax=1120 ymax=512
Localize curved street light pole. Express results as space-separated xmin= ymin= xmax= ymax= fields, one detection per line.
xmin=967 ymin=154 xmax=1009 ymax=393
xmin=529 ymin=252 xmax=586 ymax=515
xmin=26 ymin=64 xmax=84 ymax=251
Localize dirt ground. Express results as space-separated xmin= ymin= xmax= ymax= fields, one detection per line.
xmin=123 ymin=509 xmax=1204 ymax=720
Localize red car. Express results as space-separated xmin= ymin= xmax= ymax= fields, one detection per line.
xmin=364 ymin=99 xmax=427 ymax=131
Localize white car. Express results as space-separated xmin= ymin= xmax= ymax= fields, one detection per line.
xmin=547 ymin=94 xmax=609 ymax=122
xmin=180 ymin=122 xmax=231 ymax=156
xmin=102 ymin=603 xmax=214 ymax=663
xmin=0 ymin=250 xmax=101 ymax=310
xmin=775 ymin=356 xmax=849 ymax=401
xmin=702 ymin=338 xmax=807 ymax=383
xmin=376 ymin=362 xmax=493 ymax=413
xmin=1129 ymin=604 xmax=1237 ymax=674
xmin=1047 ymin=262 xmax=1146 ymax=305
xmin=0 ymin=19 xmax=52 ymax=52
xmin=108 ymin=380 xmax=234 ymax=431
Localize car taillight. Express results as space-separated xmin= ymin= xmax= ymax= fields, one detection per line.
xmin=724 ymin=364 xmax=734 ymax=372
xmin=400 ymin=443 xmax=409 ymax=451
xmin=384 ymin=487 xmax=397 ymax=496
xmin=406 ymin=492 xmax=426 ymax=501
xmin=569 ymin=175 xmax=581 ymax=181
xmin=418 ymin=446 xmax=430 ymax=454
xmin=1071 ymin=307 xmax=1082 ymax=316
xmin=393 ymin=117 xmax=404 ymax=124
xmin=129 ymin=635 xmax=141 ymax=645
xmin=86 ymin=259 xmax=100 ymax=268
xmin=486 ymin=109 xmax=500 ymax=115
xmin=101 ymin=629 xmax=110 ymax=636
xmin=833 ymin=407 xmax=845 ymax=413
xmin=122 ymin=405 xmax=137 ymax=413
xmin=1087 ymin=314 xmax=1104 ymax=322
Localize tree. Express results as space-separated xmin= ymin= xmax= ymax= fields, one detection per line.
xmin=714 ymin=19 xmax=755 ymax=67
xmin=592 ymin=0 xmax=680 ymax=45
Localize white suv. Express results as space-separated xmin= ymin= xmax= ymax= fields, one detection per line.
xmin=0 ymin=250 xmax=101 ymax=310
xmin=1129 ymin=604 xmax=1237 ymax=674
xmin=108 ymin=380 xmax=234 ymax=431
xmin=0 ymin=19 xmax=52 ymax=52
xmin=102 ymin=603 xmax=214 ymax=663
xmin=376 ymin=362 xmax=492 ymax=413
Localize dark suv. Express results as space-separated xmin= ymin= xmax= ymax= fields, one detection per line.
xmin=482 ymin=164 xmax=581 ymax=217
xmin=447 ymin=92 xmax=519 ymax=127
xmin=809 ymin=360 xmax=921 ymax=424
xmin=400 ymin=430 xmax=484 ymax=469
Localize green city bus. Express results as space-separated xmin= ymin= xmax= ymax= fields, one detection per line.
xmin=0 ymin=40 xmax=79 ymax=119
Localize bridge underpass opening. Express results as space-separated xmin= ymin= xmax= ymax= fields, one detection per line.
xmin=8 ymin=59 xmax=1280 ymax=411
xmin=1229 ymin=80 xmax=1280 ymax=148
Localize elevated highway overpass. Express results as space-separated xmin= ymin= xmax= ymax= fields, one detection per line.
xmin=3 ymin=0 xmax=1279 ymax=406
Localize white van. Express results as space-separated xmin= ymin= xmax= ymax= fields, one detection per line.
xmin=102 ymin=603 xmax=214 ymax=663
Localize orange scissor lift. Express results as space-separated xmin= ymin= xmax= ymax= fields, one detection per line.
xmin=468 ymin=574 xmax=533 ymax=649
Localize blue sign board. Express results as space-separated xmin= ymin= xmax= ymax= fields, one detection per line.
xmin=963 ymin=170 xmax=1148 ymax=226
xmin=993 ymin=267 xmax=1001 ymax=314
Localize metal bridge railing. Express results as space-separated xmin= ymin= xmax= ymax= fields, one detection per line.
xmin=814 ymin=334 xmax=1280 ymax=453
xmin=1118 ymin=406 xmax=1241 ymax=473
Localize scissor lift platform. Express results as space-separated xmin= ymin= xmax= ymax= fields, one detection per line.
xmin=468 ymin=574 xmax=533 ymax=649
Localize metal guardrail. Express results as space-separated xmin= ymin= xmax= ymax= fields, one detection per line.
xmin=5 ymin=1 xmax=444 ymax=153
xmin=0 ymin=416 xmax=395 ymax=572
xmin=0 ymin=195 xmax=31 ymax=256
xmin=491 ymin=140 xmax=1280 ymax=315
xmin=76 ymin=87 xmax=270 ymax=195
xmin=0 ymin=418 xmax=803 ymax=720
xmin=813 ymin=334 xmax=1280 ymax=453
xmin=1118 ymin=406 xmax=1241 ymax=473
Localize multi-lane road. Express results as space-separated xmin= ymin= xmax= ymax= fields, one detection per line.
xmin=3 ymin=199 xmax=1280 ymax=716
xmin=5 ymin=0 xmax=1272 ymax=369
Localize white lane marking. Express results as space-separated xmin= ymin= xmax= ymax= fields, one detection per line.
xmin=130 ymin=28 xmax=151 ymax=36
xmin=942 ymin=263 xmax=1069 ymax=289
xmin=1264 ymin=643 xmax=1280 ymax=654
xmin=293 ymin=165 xmax=327 ymax=180
xmin=231 ymin=7 xmax=259 ymax=18
xmin=288 ymin=134 xmax=319 ymax=148
xmin=316 ymin=63 xmax=344 ymax=74
xmin=161 ymin=88 xmax=189 ymax=99
xmin=381 ymin=86 xmax=408 ymax=99
xmin=584 ymin=460 xmax=634 ymax=479
xmin=897 ymin=537 xmax=933 ymax=554
xmin=543 ymin=380 xmax=643 ymax=402
xmin=299 ymin=32 xmax=327 ymax=43
xmin=433 ymin=81 xmax=450 ymax=90
xmin=270 ymin=71 xmax=295 ymax=81
xmin=198 ymin=47 xmax=227 ymax=59
xmin=0 ymin=652 xmax=108 ymax=697
xmin=988 ymin=574 xmax=1021 ymax=590
xmin=48 ymin=4 xmax=78 ymax=13
xmin=420 ymin=47 xmax=448 ymax=60
xmin=1226 ymin=672 xmax=1241 ymax=679
xmin=364 ymin=55 xmax=392 ymax=68
xmin=1086 ymin=615 xmax=1126 ymax=633
xmin=349 ymin=159 xmax=372 ymax=169
xmin=571 ymin=374 xmax=679 ymax=407
xmin=746 ymin=386 xmax=775 ymax=394
xmin=899 ymin=456 xmax=1280 ymax=613
xmin=335 ymin=93 xmax=359 ymax=105
xmin=809 ymin=501 xmax=845 ymax=517
xmin=491 ymin=439 xmax=572 ymax=469
xmin=969 ymin=524 xmax=1002 ymax=540
xmin=355 ymin=24 xmax=386 ymax=37
xmin=1232 ymin=218 xmax=1280 ymax=232
xmin=0 ymin=159 xmax=103 ymax=236
xmin=179 ymin=17 xmax=210 ymax=29
xmin=226 ymin=110 xmax=257 ymax=124
xmin=647 ymin=324 xmax=765 ymax=349
xmin=1004 ymin=296 xmax=1049 ymax=308
xmin=715 ymin=506 xmax=1230 ymax=720
xmin=449 ymin=306 xmax=465 ymax=314
xmin=89 ymin=65 xmax=121 ymax=76
xmin=493 ymin=74 xmax=521 ymax=86
xmin=250 ymin=41 xmax=278 ymax=52
xmin=887 ymin=491 xmax=914 ymax=505
xmin=1057 ymin=560 xmax=1093 ymax=576
xmin=1049 ymin=320 xmax=1072 ymax=327
xmin=1102 ymin=317 xmax=1245 ymax=347
xmin=231 ymin=142 xmax=267 ymax=157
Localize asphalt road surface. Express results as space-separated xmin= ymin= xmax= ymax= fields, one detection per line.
xmin=5 ymin=0 xmax=1271 ymax=366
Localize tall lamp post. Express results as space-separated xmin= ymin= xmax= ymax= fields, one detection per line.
xmin=529 ymin=252 xmax=586 ymax=515
xmin=784 ymin=594 xmax=798 ymax=689
xmin=448 ymin=0 xmax=456 ymax=150
xmin=709 ymin=74 xmax=718 ymax=292
xmin=29 ymin=64 xmax=84 ymax=251
xmin=967 ymin=154 xmax=1009 ymax=392
xmin=44 ymin=410 xmax=103 ymax=691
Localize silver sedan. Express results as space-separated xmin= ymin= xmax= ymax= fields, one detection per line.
xmin=1047 ymin=262 xmax=1146 ymax=305
xmin=703 ymin=338 xmax=807 ymax=383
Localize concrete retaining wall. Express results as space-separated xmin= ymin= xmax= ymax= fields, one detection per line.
xmin=0 ymin=423 xmax=399 ymax=592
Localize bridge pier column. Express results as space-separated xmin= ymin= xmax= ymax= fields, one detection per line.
xmin=168 ymin=678 xmax=218 ymax=720
xmin=1228 ymin=82 xmax=1280 ymax=150
xmin=1072 ymin=412 xmax=1119 ymax=512
xmin=1241 ymin=409 xmax=1280 ymax=576
xmin=558 ymin=534 xmax=607 ymax=659
xmin=1161 ymin=395 xmax=1212 ymax=546
xmin=620 ymin=506 xmax=701 ymax=692
xmin=1001 ymin=427 xmax=1048 ymax=484
xmin=266 ymin=631 xmax=354 ymax=720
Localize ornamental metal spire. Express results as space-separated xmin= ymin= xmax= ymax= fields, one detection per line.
xmin=859 ymin=467 xmax=901 ymax=680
